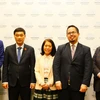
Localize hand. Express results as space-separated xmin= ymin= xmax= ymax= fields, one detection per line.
xmin=2 ymin=83 xmax=9 ymax=89
xmin=55 ymin=81 xmax=62 ymax=90
xmin=97 ymin=72 xmax=100 ymax=78
xmin=42 ymin=84 xmax=49 ymax=90
xmin=79 ymin=84 xmax=87 ymax=92
xmin=30 ymin=83 xmax=35 ymax=89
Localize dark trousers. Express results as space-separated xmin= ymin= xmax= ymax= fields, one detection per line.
xmin=58 ymin=86 xmax=85 ymax=100
xmin=96 ymin=91 xmax=100 ymax=100
xmin=8 ymin=79 xmax=31 ymax=100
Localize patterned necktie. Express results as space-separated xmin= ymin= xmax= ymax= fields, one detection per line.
xmin=17 ymin=47 xmax=22 ymax=63
xmin=71 ymin=45 xmax=75 ymax=59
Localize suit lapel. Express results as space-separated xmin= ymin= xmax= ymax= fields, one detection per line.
xmin=12 ymin=44 xmax=18 ymax=63
xmin=20 ymin=44 xmax=28 ymax=62
xmin=72 ymin=43 xmax=81 ymax=60
xmin=66 ymin=43 xmax=72 ymax=61
xmin=47 ymin=56 xmax=53 ymax=74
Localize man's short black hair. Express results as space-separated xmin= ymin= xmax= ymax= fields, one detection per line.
xmin=14 ymin=27 xmax=26 ymax=35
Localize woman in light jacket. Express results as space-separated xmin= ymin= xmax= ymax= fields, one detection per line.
xmin=34 ymin=38 xmax=58 ymax=100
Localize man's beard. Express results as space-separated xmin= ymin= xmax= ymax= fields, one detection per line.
xmin=70 ymin=40 xmax=75 ymax=43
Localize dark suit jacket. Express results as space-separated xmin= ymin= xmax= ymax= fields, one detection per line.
xmin=93 ymin=47 xmax=100 ymax=92
xmin=0 ymin=40 xmax=4 ymax=80
xmin=2 ymin=44 xmax=36 ymax=87
xmin=53 ymin=42 xmax=92 ymax=91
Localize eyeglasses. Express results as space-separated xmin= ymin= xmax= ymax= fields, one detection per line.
xmin=67 ymin=31 xmax=77 ymax=35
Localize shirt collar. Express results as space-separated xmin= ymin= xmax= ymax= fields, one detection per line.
xmin=70 ymin=42 xmax=78 ymax=47
xmin=43 ymin=54 xmax=52 ymax=58
xmin=16 ymin=44 xmax=24 ymax=49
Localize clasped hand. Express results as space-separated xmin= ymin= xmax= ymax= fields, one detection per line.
xmin=41 ymin=84 xmax=49 ymax=90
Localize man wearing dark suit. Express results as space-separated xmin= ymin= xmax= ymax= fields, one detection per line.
xmin=2 ymin=27 xmax=36 ymax=100
xmin=0 ymin=40 xmax=4 ymax=80
xmin=93 ymin=47 xmax=100 ymax=100
xmin=53 ymin=25 xmax=92 ymax=100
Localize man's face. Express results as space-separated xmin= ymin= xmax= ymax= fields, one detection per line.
xmin=67 ymin=27 xmax=79 ymax=44
xmin=14 ymin=32 xmax=26 ymax=46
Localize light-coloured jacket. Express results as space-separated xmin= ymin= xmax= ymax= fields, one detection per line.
xmin=35 ymin=54 xmax=56 ymax=90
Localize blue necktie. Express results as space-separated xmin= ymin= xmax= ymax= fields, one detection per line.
xmin=17 ymin=47 xmax=22 ymax=63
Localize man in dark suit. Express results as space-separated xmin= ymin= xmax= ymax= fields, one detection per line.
xmin=2 ymin=27 xmax=36 ymax=100
xmin=53 ymin=25 xmax=92 ymax=100
xmin=0 ymin=40 xmax=4 ymax=80
xmin=93 ymin=47 xmax=100 ymax=100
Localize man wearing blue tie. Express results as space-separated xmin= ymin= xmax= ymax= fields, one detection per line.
xmin=2 ymin=27 xmax=36 ymax=100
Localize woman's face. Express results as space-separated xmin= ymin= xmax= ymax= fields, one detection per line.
xmin=43 ymin=41 xmax=52 ymax=56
